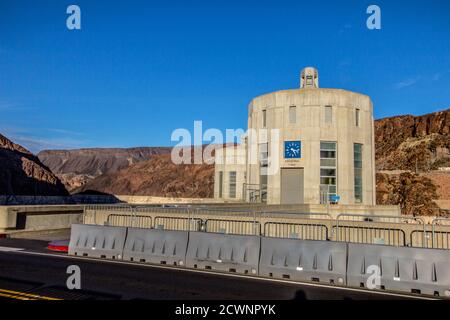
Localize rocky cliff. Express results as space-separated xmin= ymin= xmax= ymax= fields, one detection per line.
xmin=375 ymin=108 xmax=450 ymax=171
xmin=376 ymin=172 xmax=441 ymax=216
xmin=76 ymin=153 xmax=214 ymax=198
xmin=38 ymin=147 xmax=171 ymax=191
xmin=374 ymin=109 xmax=449 ymax=215
xmin=0 ymin=134 xmax=68 ymax=196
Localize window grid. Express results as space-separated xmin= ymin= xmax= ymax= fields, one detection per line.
xmin=320 ymin=141 xmax=337 ymax=201
xmin=259 ymin=143 xmax=268 ymax=202
xmin=229 ymin=171 xmax=237 ymax=199
xmin=354 ymin=143 xmax=363 ymax=203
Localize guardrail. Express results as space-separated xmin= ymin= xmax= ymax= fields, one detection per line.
xmin=432 ymin=218 xmax=450 ymax=249
xmin=107 ymin=214 xmax=153 ymax=229
xmin=82 ymin=205 xmax=450 ymax=249
xmin=335 ymin=214 xmax=425 ymax=247
xmin=154 ymin=216 xmax=202 ymax=231
xmin=204 ymin=219 xmax=261 ymax=235
xmin=264 ymin=222 xmax=329 ymax=241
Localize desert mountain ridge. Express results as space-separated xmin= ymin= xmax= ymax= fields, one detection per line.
xmin=37 ymin=147 xmax=172 ymax=190
xmin=375 ymin=108 xmax=449 ymax=171
xmin=0 ymin=134 xmax=68 ymax=196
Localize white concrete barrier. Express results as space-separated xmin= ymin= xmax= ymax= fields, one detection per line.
xmin=186 ymin=232 xmax=260 ymax=275
xmin=122 ymin=227 xmax=189 ymax=266
xmin=347 ymin=243 xmax=450 ymax=297
xmin=68 ymin=224 xmax=127 ymax=259
xmin=259 ymin=237 xmax=347 ymax=285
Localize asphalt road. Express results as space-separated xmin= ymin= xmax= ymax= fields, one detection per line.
xmin=0 ymin=238 xmax=434 ymax=301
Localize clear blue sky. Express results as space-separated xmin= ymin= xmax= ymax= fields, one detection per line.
xmin=1 ymin=0 xmax=449 ymax=152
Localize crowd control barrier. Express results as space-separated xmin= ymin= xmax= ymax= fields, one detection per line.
xmin=186 ymin=232 xmax=260 ymax=275
xmin=122 ymin=227 xmax=189 ymax=266
xmin=347 ymin=243 xmax=450 ymax=297
xmin=68 ymin=224 xmax=127 ymax=260
xmin=259 ymin=237 xmax=347 ymax=285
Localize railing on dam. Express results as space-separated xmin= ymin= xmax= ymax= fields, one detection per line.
xmin=82 ymin=205 xmax=450 ymax=249
xmin=335 ymin=214 xmax=425 ymax=247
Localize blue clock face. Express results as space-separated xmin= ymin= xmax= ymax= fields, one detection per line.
xmin=284 ymin=141 xmax=301 ymax=159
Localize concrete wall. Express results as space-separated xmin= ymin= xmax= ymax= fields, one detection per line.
xmin=0 ymin=205 xmax=84 ymax=232
xmin=205 ymin=203 xmax=401 ymax=218
xmin=116 ymin=195 xmax=226 ymax=204
xmin=0 ymin=195 xmax=121 ymax=205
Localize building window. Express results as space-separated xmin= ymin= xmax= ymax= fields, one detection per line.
xmin=325 ymin=106 xmax=332 ymax=123
xmin=262 ymin=110 xmax=267 ymax=128
xmin=218 ymin=171 xmax=223 ymax=198
xmin=354 ymin=144 xmax=363 ymax=203
xmin=355 ymin=108 xmax=360 ymax=127
xmin=320 ymin=141 xmax=337 ymax=201
xmin=229 ymin=171 xmax=237 ymax=198
xmin=259 ymin=143 xmax=268 ymax=202
xmin=289 ymin=106 xmax=296 ymax=124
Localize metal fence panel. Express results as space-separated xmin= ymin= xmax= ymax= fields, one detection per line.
xmin=432 ymin=218 xmax=450 ymax=249
xmin=334 ymin=225 xmax=406 ymax=246
xmin=335 ymin=214 xmax=425 ymax=247
xmin=154 ymin=217 xmax=202 ymax=231
xmin=204 ymin=219 xmax=260 ymax=235
xmin=107 ymin=214 xmax=152 ymax=229
xmin=264 ymin=222 xmax=328 ymax=240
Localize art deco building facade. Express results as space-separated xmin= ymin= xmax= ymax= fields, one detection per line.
xmin=214 ymin=67 xmax=376 ymax=205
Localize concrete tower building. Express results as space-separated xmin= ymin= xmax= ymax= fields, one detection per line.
xmin=214 ymin=67 xmax=376 ymax=206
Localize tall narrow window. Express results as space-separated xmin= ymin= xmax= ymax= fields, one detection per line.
xmin=325 ymin=106 xmax=332 ymax=123
xmin=320 ymin=141 xmax=337 ymax=202
xmin=354 ymin=144 xmax=363 ymax=203
xmin=259 ymin=143 xmax=268 ymax=203
xmin=262 ymin=110 xmax=267 ymax=128
xmin=229 ymin=171 xmax=237 ymax=198
xmin=289 ymin=106 xmax=296 ymax=124
xmin=218 ymin=171 xmax=223 ymax=198
xmin=355 ymin=108 xmax=360 ymax=127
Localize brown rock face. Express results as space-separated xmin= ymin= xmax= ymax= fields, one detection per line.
xmin=375 ymin=108 xmax=450 ymax=171
xmin=38 ymin=147 xmax=172 ymax=191
xmin=76 ymin=154 xmax=214 ymax=198
xmin=0 ymin=134 xmax=68 ymax=196
xmin=376 ymin=172 xmax=441 ymax=216
xmin=374 ymin=108 xmax=450 ymax=215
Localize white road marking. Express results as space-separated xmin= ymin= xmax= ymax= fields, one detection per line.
xmin=5 ymin=249 xmax=437 ymax=300
xmin=0 ymin=246 xmax=24 ymax=252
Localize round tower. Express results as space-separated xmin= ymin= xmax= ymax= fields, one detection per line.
xmin=300 ymin=67 xmax=319 ymax=88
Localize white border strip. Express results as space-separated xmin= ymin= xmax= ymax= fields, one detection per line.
xmin=0 ymin=246 xmax=24 ymax=252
